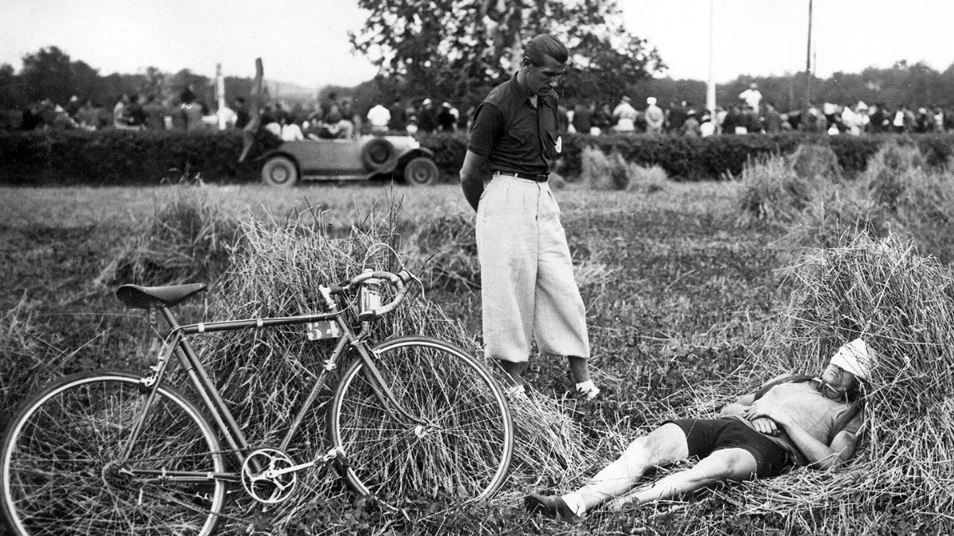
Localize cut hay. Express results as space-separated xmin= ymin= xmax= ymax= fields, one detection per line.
xmin=0 ymin=297 xmax=52 ymax=419
xmin=783 ymin=154 xmax=954 ymax=263
xmin=581 ymin=147 xmax=630 ymax=190
xmin=779 ymin=185 xmax=890 ymax=254
xmin=861 ymin=140 xmax=927 ymax=211
xmin=788 ymin=142 xmax=843 ymax=182
xmin=736 ymin=154 xmax=825 ymax=225
xmin=405 ymin=212 xmax=478 ymax=291
xmin=722 ymin=231 xmax=954 ymax=531
xmin=626 ymin=162 xmax=668 ymax=194
xmin=580 ymin=146 xmax=667 ymax=193
xmin=97 ymin=185 xmax=240 ymax=287
xmin=180 ymin=212 xmax=605 ymax=532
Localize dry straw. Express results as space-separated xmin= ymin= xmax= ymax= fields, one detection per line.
xmin=736 ymin=153 xmax=824 ymax=225
xmin=183 ymin=211 xmax=609 ymax=532
xmin=784 ymin=140 xmax=954 ymax=263
xmin=779 ymin=184 xmax=889 ymax=254
xmin=0 ymin=298 xmax=50 ymax=418
xmin=405 ymin=213 xmax=479 ymax=291
xmin=96 ymin=185 xmax=240 ymax=287
xmin=580 ymin=146 xmax=667 ymax=192
xmin=720 ymin=231 xmax=954 ymax=532
xmin=788 ymin=142 xmax=843 ymax=183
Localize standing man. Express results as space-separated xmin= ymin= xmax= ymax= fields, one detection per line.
xmin=643 ymin=97 xmax=664 ymax=134
xmin=459 ymin=34 xmax=599 ymax=400
xmin=739 ymin=82 xmax=763 ymax=113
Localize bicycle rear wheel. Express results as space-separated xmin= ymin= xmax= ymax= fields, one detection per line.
xmin=1 ymin=371 xmax=226 ymax=536
xmin=329 ymin=336 xmax=513 ymax=505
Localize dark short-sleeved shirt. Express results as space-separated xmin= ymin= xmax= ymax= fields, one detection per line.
xmin=468 ymin=72 xmax=560 ymax=175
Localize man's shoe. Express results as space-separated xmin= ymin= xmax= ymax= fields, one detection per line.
xmin=574 ymin=380 xmax=601 ymax=401
xmin=524 ymin=493 xmax=580 ymax=523
xmin=505 ymin=384 xmax=529 ymax=400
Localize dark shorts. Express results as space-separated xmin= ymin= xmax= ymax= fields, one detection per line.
xmin=667 ymin=417 xmax=794 ymax=478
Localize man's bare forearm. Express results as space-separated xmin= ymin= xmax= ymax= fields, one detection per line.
xmin=461 ymin=175 xmax=484 ymax=212
xmin=778 ymin=419 xmax=843 ymax=469
xmin=459 ymin=150 xmax=489 ymax=212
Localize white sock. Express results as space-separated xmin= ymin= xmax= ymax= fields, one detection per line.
xmin=561 ymin=492 xmax=587 ymax=517
xmin=575 ymin=380 xmax=599 ymax=393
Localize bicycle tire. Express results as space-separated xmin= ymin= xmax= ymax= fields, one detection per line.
xmin=1 ymin=371 xmax=226 ymax=536
xmin=328 ymin=336 xmax=513 ymax=505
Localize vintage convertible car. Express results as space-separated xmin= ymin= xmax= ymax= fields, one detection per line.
xmin=259 ymin=135 xmax=439 ymax=187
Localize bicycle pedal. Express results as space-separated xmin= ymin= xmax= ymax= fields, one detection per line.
xmin=334 ymin=450 xmax=351 ymax=469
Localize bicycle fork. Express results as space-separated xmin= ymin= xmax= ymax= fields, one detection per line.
xmin=351 ymin=339 xmax=433 ymax=432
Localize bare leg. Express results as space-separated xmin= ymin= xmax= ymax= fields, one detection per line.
xmin=606 ymin=447 xmax=758 ymax=511
xmin=563 ymin=423 xmax=690 ymax=513
xmin=498 ymin=360 xmax=528 ymax=386
xmin=567 ymin=355 xmax=590 ymax=383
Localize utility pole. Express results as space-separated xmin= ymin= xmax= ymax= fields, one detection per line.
xmin=706 ymin=0 xmax=716 ymax=114
xmin=216 ymin=63 xmax=226 ymax=130
xmin=805 ymin=0 xmax=813 ymax=109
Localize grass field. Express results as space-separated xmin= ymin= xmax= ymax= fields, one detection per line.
xmin=1 ymin=179 xmax=949 ymax=535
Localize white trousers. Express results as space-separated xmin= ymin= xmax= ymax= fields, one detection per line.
xmin=475 ymin=175 xmax=590 ymax=363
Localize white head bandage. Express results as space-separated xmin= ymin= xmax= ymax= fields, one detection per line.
xmin=830 ymin=338 xmax=875 ymax=382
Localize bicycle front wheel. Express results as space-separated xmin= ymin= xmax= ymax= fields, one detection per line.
xmin=329 ymin=336 xmax=513 ymax=505
xmin=1 ymin=371 xmax=226 ymax=536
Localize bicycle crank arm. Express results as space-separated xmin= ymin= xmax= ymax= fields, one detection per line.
xmin=259 ymin=447 xmax=347 ymax=478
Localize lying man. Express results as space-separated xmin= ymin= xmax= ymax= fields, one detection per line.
xmin=525 ymin=338 xmax=875 ymax=522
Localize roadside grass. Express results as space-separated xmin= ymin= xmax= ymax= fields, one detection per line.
xmin=2 ymin=178 xmax=952 ymax=534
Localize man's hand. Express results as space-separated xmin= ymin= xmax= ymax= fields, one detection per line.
xmin=743 ymin=399 xmax=793 ymax=429
xmin=748 ymin=417 xmax=780 ymax=436
xmin=749 ymin=398 xmax=858 ymax=470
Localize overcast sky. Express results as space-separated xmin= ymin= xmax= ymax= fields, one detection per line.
xmin=2 ymin=0 xmax=953 ymax=89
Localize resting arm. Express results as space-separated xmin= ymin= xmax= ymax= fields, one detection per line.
xmin=459 ymin=149 xmax=488 ymax=212
xmin=718 ymin=393 xmax=755 ymax=417
xmin=780 ymin=418 xmax=858 ymax=470
xmin=746 ymin=404 xmax=859 ymax=470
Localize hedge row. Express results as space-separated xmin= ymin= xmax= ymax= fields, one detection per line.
xmin=0 ymin=129 xmax=279 ymax=185
xmin=3 ymin=129 xmax=954 ymax=185
xmin=409 ymin=131 xmax=954 ymax=181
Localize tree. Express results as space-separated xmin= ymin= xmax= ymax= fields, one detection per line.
xmin=349 ymin=0 xmax=664 ymax=107
xmin=20 ymin=46 xmax=74 ymax=103
xmin=0 ymin=63 xmax=24 ymax=109
xmin=168 ymin=69 xmax=213 ymax=106
xmin=70 ymin=60 xmax=102 ymax=103
xmin=562 ymin=21 xmax=665 ymax=103
xmin=139 ymin=66 xmax=167 ymax=100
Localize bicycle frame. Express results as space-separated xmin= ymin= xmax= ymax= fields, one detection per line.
xmin=119 ymin=293 xmax=425 ymax=482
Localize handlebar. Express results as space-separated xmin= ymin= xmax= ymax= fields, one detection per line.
xmin=324 ymin=270 xmax=413 ymax=319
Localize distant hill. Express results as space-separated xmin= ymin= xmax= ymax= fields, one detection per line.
xmin=264 ymin=80 xmax=319 ymax=104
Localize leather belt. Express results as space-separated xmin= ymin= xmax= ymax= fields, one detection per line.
xmin=492 ymin=170 xmax=549 ymax=182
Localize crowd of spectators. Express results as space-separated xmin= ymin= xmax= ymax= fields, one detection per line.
xmin=562 ymin=83 xmax=954 ymax=138
xmin=9 ymin=87 xmax=477 ymax=141
xmin=11 ymin=81 xmax=954 ymax=140
xmin=255 ymin=93 xmax=470 ymax=141
xmin=12 ymin=86 xmax=244 ymax=133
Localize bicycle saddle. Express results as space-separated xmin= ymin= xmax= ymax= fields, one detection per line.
xmin=116 ymin=283 xmax=208 ymax=309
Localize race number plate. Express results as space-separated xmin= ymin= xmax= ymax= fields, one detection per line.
xmin=306 ymin=320 xmax=341 ymax=340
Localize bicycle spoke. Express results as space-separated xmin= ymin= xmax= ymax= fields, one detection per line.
xmin=330 ymin=337 xmax=513 ymax=505
xmin=2 ymin=373 xmax=226 ymax=536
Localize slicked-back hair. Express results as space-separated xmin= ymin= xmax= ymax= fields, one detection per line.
xmin=524 ymin=34 xmax=568 ymax=66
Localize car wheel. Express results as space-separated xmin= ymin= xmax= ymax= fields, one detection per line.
xmin=361 ymin=138 xmax=396 ymax=171
xmin=402 ymin=157 xmax=439 ymax=186
xmin=261 ymin=156 xmax=299 ymax=187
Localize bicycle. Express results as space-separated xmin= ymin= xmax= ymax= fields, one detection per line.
xmin=1 ymin=269 xmax=514 ymax=536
